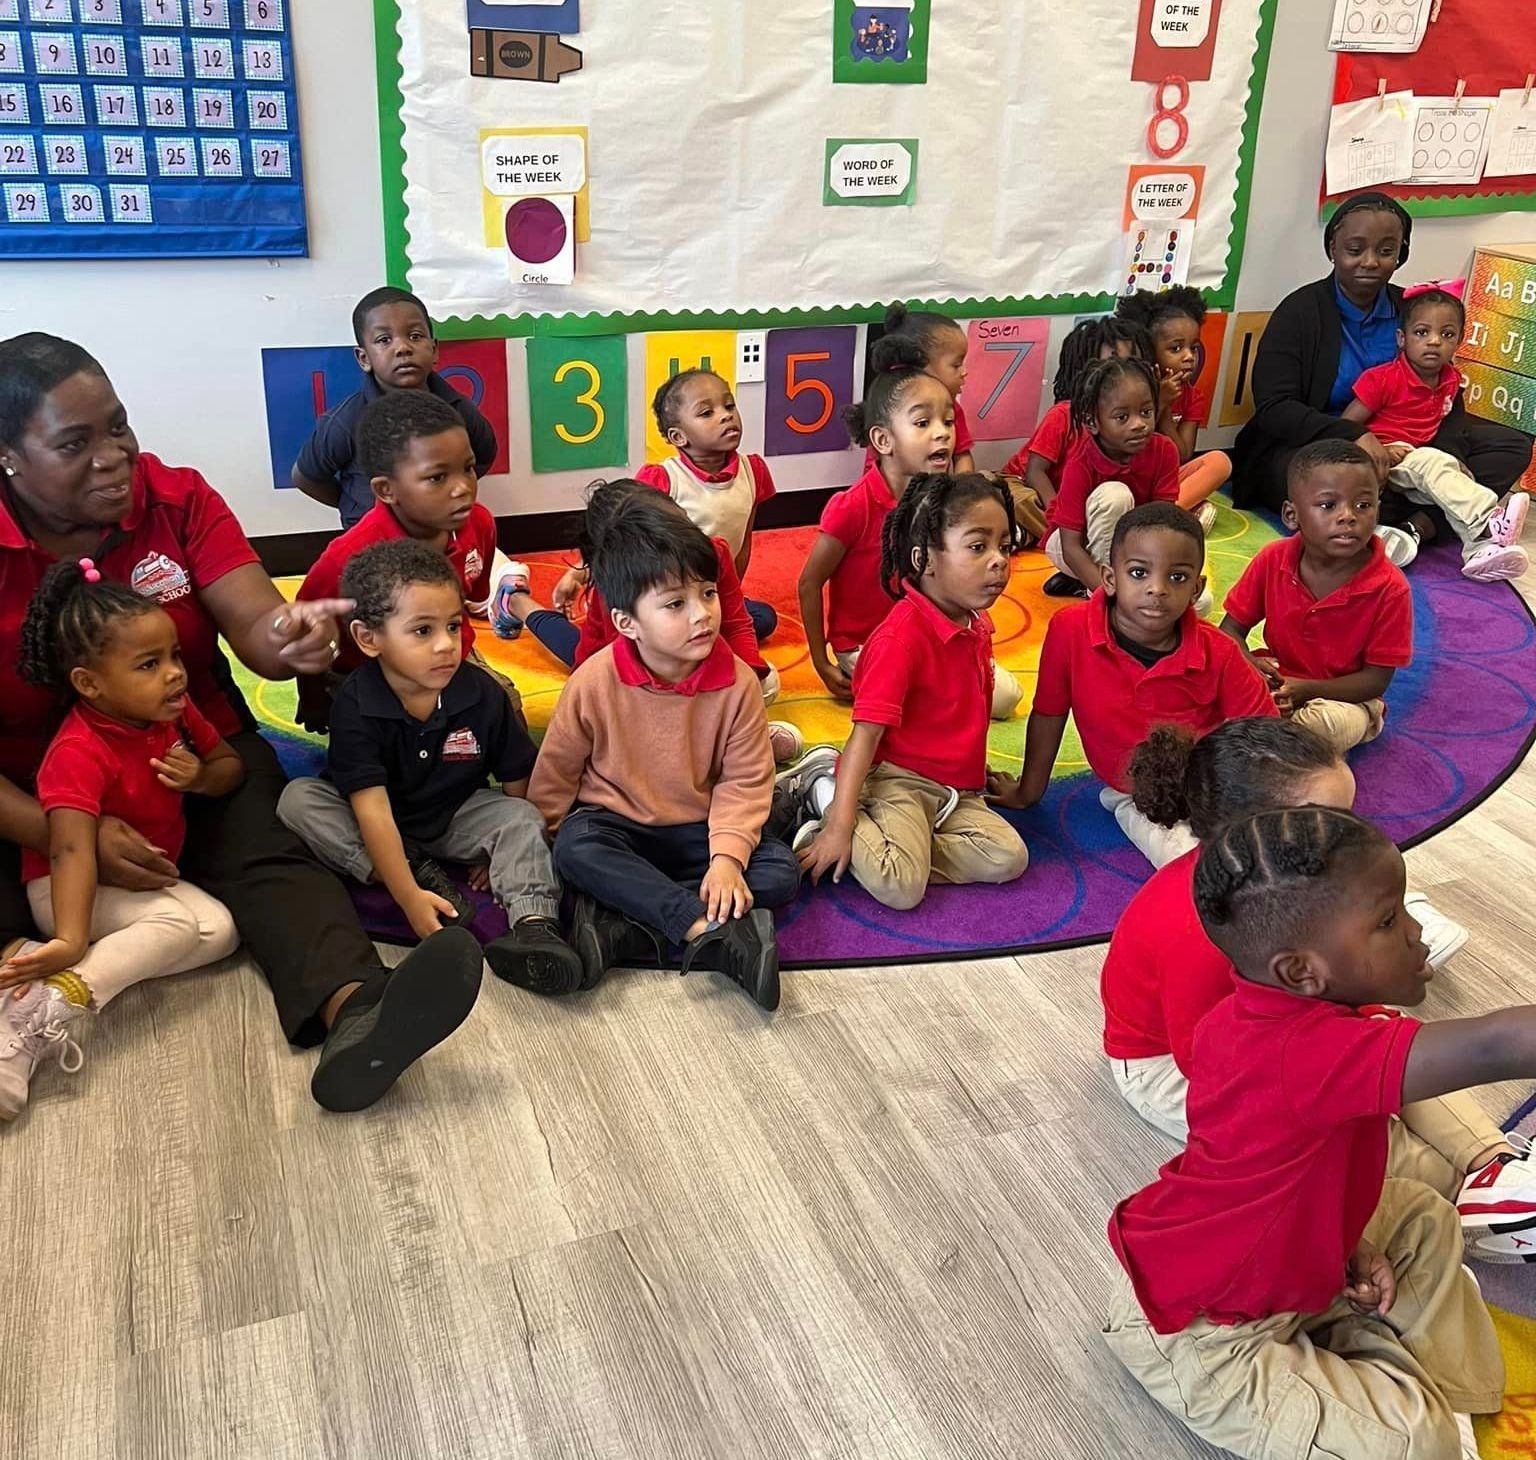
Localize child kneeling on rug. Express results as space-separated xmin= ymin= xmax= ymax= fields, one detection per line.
xmin=786 ymin=472 xmax=1029 ymax=911
xmin=1103 ymin=717 xmax=1468 ymax=1143
xmin=278 ymin=540 xmax=580 ymax=992
xmin=528 ymin=482 xmax=800 ymax=1010
xmin=1221 ymin=439 xmax=1414 ymax=756
xmin=990 ymin=502 xmax=1274 ymax=867
xmin=0 ymin=559 xmax=243 ymax=1118
xmin=1104 ymin=807 xmax=1536 ymax=1460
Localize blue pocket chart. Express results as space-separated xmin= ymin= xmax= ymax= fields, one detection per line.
xmin=0 ymin=0 xmax=306 ymax=258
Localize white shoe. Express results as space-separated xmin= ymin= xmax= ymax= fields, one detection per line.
xmin=767 ymin=721 xmax=804 ymax=766
xmin=791 ymin=819 xmax=822 ymax=854
xmin=934 ymin=785 xmax=960 ymax=831
xmin=0 ymin=978 xmax=86 ymax=1120
xmin=1193 ymin=500 xmax=1218 ymax=535
xmin=1193 ymin=584 xmax=1214 ymax=617
xmin=1405 ymin=892 xmax=1467 ymax=969
xmin=1376 ymin=524 xmax=1420 ymax=569
xmin=1462 ymin=541 xmax=1529 ymax=583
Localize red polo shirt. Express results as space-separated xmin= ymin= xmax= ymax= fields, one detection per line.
xmin=1003 ymin=399 xmax=1075 ymax=485
xmin=0 ymin=452 xmax=260 ymax=790
xmin=864 ymin=399 xmax=974 ymax=475
xmin=1224 ymin=535 xmax=1413 ymax=683
xmin=1034 ymin=592 xmax=1277 ymax=792
xmin=1170 ymin=381 xmax=1208 ymax=428
xmin=1101 ymin=849 xmax=1236 ymax=1071
xmin=26 ymin=699 xmax=222 ymax=880
xmin=1047 ymin=431 xmax=1180 ymax=537
xmin=297 ymin=501 xmax=496 ymax=673
xmin=819 ymin=465 xmax=899 ymax=653
xmin=575 ymin=535 xmax=768 ymax=679
xmin=1108 ymin=982 xmax=1420 ymax=1334
xmin=1351 ymin=354 xmax=1460 ymax=449
xmin=854 ymin=589 xmax=994 ymax=789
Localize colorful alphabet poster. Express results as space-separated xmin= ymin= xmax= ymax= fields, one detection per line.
xmin=763 ymin=326 xmax=856 ymax=456
xmin=526 ymin=333 xmax=627 ymax=474
xmin=0 ymin=0 xmax=306 ymax=258
xmin=961 ymin=318 xmax=1050 ymax=443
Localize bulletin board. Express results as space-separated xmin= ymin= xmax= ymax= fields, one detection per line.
xmin=1326 ymin=0 xmax=1536 ymax=217
xmin=0 ymin=0 xmax=307 ymax=259
xmin=373 ymin=0 xmax=1279 ymax=337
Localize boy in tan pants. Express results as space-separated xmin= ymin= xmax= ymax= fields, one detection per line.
xmin=1105 ymin=806 xmax=1536 ymax=1459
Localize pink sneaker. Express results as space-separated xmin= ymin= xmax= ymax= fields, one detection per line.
xmin=1488 ymin=493 xmax=1531 ymax=548
xmin=1463 ymin=542 xmax=1529 ymax=583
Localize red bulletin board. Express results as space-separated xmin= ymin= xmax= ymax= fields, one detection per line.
xmin=1326 ymin=0 xmax=1536 ymax=214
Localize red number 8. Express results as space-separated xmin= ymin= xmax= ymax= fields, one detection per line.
xmin=1148 ymin=75 xmax=1190 ymax=160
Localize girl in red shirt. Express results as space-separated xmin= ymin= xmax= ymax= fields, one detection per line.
xmin=0 ymin=560 xmax=243 ymax=1118
xmin=865 ymin=304 xmax=976 ymax=472
xmin=1107 ymin=717 xmax=1469 ymax=1142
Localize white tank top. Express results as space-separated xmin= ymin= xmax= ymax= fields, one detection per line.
xmin=661 ymin=454 xmax=756 ymax=558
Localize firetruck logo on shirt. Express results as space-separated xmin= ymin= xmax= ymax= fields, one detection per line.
xmin=441 ymin=728 xmax=481 ymax=761
xmin=130 ymin=552 xmax=191 ymax=603
xmin=462 ymin=548 xmax=484 ymax=583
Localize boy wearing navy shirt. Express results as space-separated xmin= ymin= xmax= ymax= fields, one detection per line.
xmin=292 ymin=286 xmax=500 ymax=529
xmin=278 ymin=540 xmax=581 ymax=994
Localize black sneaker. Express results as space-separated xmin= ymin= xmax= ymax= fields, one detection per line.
xmin=570 ymin=894 xmax=661 ymax=991
xmin=406 ymin=852 xmax=475 ymax=927
xmin=1042 ymin=572 xmax=1089 ymax=599
xmin=310 ymin=926 xmax=483 ymax=1113
xmin=680 ymin=909 xmax=780 ymax=1011
xmin=485 ymin=915 xmax=583 ymax=996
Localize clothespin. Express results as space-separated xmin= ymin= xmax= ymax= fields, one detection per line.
xmin=1378 ymin=77 xmax=1388 ymax=112
xmin=1453 ymin=78 xmax=1466 ymax=112
xmin=1430 ymin=0 xmax=1444 ymax=21
xmin=1524 ymin=73 xmax=1534 ymax=107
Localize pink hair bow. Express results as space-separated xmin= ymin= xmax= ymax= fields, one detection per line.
xmin=1403 ymin=277 xmax=1466 ymax=300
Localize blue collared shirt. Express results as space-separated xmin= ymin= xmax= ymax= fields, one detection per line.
xmin=1328 ymin=280 xmax=1399 ymax=414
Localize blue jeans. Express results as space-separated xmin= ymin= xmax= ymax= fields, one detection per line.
xmin=525 ymin=608 xmax=580 ymax=668
xmin=553 ymin=806 xmax=801 ymax=946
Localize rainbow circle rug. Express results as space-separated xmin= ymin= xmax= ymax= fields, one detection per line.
xmin=238 ymin=498 xmax=1536 ymax=966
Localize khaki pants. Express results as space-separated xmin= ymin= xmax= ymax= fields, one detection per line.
xmin=465 ymin=644 xmax=525 ymax=728
xmin=1389 ymin=447 xmax=1500 ymax=563
xmin=1392 ymin=1089 xmax=1506 ymax=1202
xmin=1099 ymin=787 xmax=1199 ymax=868
xmin=1045 ymin=481 xmax=1137 ymax=571
xmin=848 ymin=761 xmax=1029 ymax=911
xmin=1109 ymin=1053 xmax=1189 ymax=1142
xmin=834 ymin=648 xmax=1022 ymax=722
xmin=1291 ymin=697 xmax=1386 ymax=755
xmin=1104 ymin=1177 xmax=1504 ymax=1460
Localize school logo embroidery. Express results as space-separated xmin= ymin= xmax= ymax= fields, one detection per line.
xmin=130 ymin=551 xmax=191 ymax=603
xmin=462 ymin=548 xmax=484 ymax=583
xmin=441 ymin=728 xmax=481 ymax=761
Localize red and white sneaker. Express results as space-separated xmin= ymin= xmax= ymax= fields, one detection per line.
xmin=1488 ymin=492 xmax=1530 ymax=548
xmin=1458 ymin=1149 xmax=1536 ymax=1255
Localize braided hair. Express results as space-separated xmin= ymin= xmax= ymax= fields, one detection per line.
xmin=1193 ymin=806 xmax=1390 ymax=974
xmin=1051 ymin=316 xmax=1152 ymax=403
xmin=842 ymin=365 xmax=944 ymax=449
xmin=651 ymin=368 xmax=724 ymax=439
xmin=879 ymin=471 xmax=1017 ymax=600
xmin=1070 ymin=356 xmax=1159 ymax=436
xmin=1128 ymin=719 xmax=1342 ymax=835
xmin=867 ymin=303 xmax=966 ymax=375
xmin=18 ymin=556 xmax=159 ymax=699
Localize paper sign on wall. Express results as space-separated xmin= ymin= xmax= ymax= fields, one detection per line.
xmin=1404 ymin=97 xmax=1497 ymax=186
xmin=962 ymin=318 xmax=1050 ymax=443
xmin=1217 ymin=310 xmax=1271 ymax=428
xmin=480 ymin=126 xmax=589 ymax=247
xmin=526 ymin=334 xmax=627 ymax=474
xmin=1327 ymin=0 xmax=1430 ymax=54
xmin=643 ymin=330 xmax=738 ymax=463
xmin=438 ymin=339 xmax=512 ymax=475
xmin=1325 ymin=92 xmax=1414 ymax=193
xmin=467 ymin=0 xmax=580 ymax=34
xmin=1123 ymin=164 xmax=1204 ymax=228
xmin=1121 ymin=220 xmax=1194 ymax=294
xmin=833 ymin=0 xmax=930 ymax=84
xmin=1131 ymin=0 xmax=1222 ymax=83
xmin=823 ymin=138 xmax=919 ymax=206
xmin=1485 ymin=90 xmax=1536 ymax=179
xmin=505 ymin=194 xmax=574 ymax=285
xmin=764 ymin=327 xmax=857 ymax=457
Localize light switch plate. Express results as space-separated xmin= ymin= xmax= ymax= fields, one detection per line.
xmin=737 ymin=330 xmax=767 ymax=383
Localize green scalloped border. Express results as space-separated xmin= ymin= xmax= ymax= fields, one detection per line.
xmin=373 ymin=0 xmax=1279 ymax=339
xmin=1322 ymin=191 xmax=1536 ymax=223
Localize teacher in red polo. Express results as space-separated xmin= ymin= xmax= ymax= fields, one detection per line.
xmin=0 ymin=333 xmax=482 ymax=1112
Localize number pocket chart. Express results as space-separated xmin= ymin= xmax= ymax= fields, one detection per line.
xmin=0 ymin=0 xmax=306 ymax=258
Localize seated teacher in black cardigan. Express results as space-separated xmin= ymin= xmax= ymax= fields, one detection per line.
xmin=1231 ymin=192 xmax=1533 ymax=523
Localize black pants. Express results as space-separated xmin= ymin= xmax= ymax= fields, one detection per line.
xmin=181 ymin=731 xmax=386 ymax=1047
xmin=0 ymin=839 xmax=33 ymax=947
xmin=553 ymin=806 xmax=802 ymax=946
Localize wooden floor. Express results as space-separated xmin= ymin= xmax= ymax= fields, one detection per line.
xmin=7 ymin=587 xmax=1536 ymax=1460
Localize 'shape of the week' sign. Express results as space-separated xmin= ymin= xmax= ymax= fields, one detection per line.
xmin=481 ymin=133 xmax=586 ymax=196
xmin=823 ymin=138 xmax=919 ymax=207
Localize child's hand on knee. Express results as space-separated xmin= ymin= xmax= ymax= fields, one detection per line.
xmin=401 ymin=885 xmax=460 ymax=941
xmin=1342 ymin=1237 xmax=1396 ymax=1318
xmin=700 ymin=855 xmax=752 ymax=923
xmin=797 ymin=823 xmax=853 ymax=885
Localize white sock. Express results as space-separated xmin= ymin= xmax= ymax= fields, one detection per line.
xmin=811 ymin=775 xmax=836 ymax=818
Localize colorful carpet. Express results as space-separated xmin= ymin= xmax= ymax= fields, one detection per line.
xmin=238 ymin=497 xmax=1536 ymax=963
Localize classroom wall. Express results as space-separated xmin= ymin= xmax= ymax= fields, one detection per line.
xmin=0 ymin=0 xmax=1529 ymax=542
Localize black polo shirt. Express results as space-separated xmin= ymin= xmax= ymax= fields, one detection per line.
xmin=294 ymin=371 xmax=500 ymax=528
xmin=325 ymin=659 xmax=536 ymax=842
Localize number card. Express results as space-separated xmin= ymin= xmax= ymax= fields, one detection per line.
xmin=763 ymin=327 xmax=857 ymax=457
xmin=437 ymin=339 xmax=511 ymax=475
xmin=643 ymin=330 xmax=737 ymax=464
xmin=0 ymin=0 xmax=306 ymax=256
xmin=527 ymin=335 xmax=627 ymax=474
xmin=961 ymin=318 xmax=1050 ymax=444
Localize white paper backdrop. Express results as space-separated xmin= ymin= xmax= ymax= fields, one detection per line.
xmin=391 ymin=0 xmax=1269 ymax=323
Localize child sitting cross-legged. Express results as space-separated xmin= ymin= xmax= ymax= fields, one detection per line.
xmin=1221 ymin=438 xmax=1413 ymax=755
xmin=1342 ymin=284 xmax=1529 ymax=583
xmin=278 ymin=540 xmax=581 ymax=993
xmin=1104 ymin=807 xmax=1536 ymax=1460
xmin=1104 ymin=717 xmax=1467 ymax=1144
xmin=528 ymin=482 xmax=801 ymax=1010
xmin=0 ymin=559 xmax=243 ymax=1118
xmin=784 ymin=473 xmax=1030 ymax=911
xmin=990 ymin=502 xmax=1275 ymax=867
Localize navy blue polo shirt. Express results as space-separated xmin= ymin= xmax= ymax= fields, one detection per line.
xmin=294 ymin=371 xmax=501 ymax=528
xmin=325 ymin=659 xmax=536 ymax=842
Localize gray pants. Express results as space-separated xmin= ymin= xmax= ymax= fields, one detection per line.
xmin=277 ymin=779 xmax=560 ymax=924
